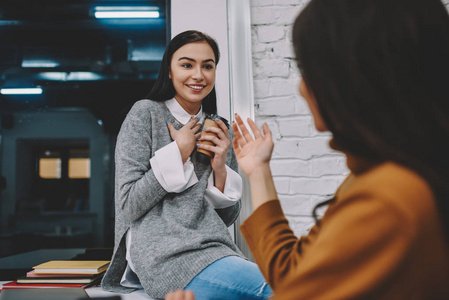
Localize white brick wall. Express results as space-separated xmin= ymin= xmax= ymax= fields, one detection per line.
xmin=249 ymin=0 xmax=350 ymax=238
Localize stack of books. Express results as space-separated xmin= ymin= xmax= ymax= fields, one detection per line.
xmin=2 ymin=260 xmax=109 ymax=290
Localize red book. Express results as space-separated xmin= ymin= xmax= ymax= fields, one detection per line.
xmin=1 ymin=281 xmax=91 ymax=289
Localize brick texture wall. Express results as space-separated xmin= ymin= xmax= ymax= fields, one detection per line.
xmin=250 ymin=0 xmax=348 ymax=237
xmin=249 ymin=0 xmax=449 ymax=238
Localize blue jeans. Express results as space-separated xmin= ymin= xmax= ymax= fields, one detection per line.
xmin=184 ymin=256 xmax=273 ymax=300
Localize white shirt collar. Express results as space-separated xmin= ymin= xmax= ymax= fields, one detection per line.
xmin=165 ymin=98 xmax=203 ymax=125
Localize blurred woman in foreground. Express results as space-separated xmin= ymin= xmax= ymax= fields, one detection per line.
xmin=232 ymin=0 xmax=449 ymax=299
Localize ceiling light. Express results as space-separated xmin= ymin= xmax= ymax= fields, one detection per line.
xmin=22 ymin=60 xmax=60 ymax=68
xmin=94 ymin=6 xmax=160 ymax=19
xmin=0 ymin=88 xmax=43 ymax=95
xmin=38 ymin=72 xmax=103 ymax=81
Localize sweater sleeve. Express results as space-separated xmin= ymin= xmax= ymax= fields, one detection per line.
xmin=240 ymin=197 xmax=414 ymax=299
xmin=115 ymin=111 xmax=169 ymax=222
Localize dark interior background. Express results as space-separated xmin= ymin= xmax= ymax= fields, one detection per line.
xmin=0 ymin=0 xmax=168 ymax=259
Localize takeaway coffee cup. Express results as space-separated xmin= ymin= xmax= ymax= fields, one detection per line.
xmin=196 ymin=114 xmax=229 ymax=161
xmin=197 ymin=116 xmax=219 ymax=158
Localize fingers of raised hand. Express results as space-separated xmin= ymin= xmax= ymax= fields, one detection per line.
xmin=262 ymin=123 xmax=272 ymax=140
xmin=232 ymin=134 xmax=241 ymax=154
xmin=234 ymin=114 xmax=253 ymax=142
xmin=248 ymin=118 xmax=263 ymax=139
xmin=232 ymin=120 xmax=246 ymax=147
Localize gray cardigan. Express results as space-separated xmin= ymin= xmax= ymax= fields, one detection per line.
xmin=101 ymin=100 xmax=244 ymax=299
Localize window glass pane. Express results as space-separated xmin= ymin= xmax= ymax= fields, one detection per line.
xmin=68 ymin=158 xmax=90 ymax=178
xmin=39 ymin=158 xmax=61 ymax=179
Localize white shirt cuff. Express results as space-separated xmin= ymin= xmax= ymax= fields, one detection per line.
xmin=150 ymin=141 xmax=198 ymax=193
xmin=204 ymin=165 xmax=242 ymax=209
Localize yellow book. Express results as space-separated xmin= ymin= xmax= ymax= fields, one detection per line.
xmin=32 ymin=260 xmax=110 ymax=274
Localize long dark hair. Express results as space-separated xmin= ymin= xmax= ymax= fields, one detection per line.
xmin=294 ymin=0 xmax=449 ymax=237
xmin=147 ymin=30 xmax=220 ymax=115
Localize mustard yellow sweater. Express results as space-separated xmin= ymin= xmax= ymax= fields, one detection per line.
xmin=240 ymin=155 xmax=449 ymax=299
